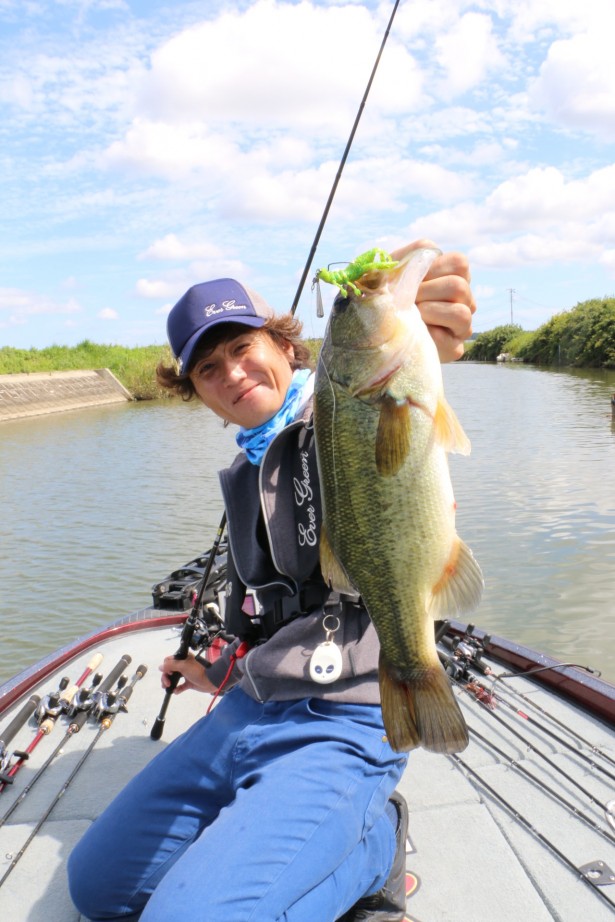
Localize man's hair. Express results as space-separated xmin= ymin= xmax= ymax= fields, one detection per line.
xmin=156 ymin=313 xmax=312 ymax=401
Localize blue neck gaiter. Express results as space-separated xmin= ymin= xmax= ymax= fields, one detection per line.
xmin=235 ymin=369 xmax=312 ymax=466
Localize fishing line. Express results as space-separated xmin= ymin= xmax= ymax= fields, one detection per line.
xmin=316 ymin=347 xmax=342 ymax=497
xmin=450 ymin=753 xmax=615 ymax=914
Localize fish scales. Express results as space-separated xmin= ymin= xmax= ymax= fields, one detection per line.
xmin=314 ymin=246 xmax=483 ymax=753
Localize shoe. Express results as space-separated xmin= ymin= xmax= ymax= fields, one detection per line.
xmin=337 ymin=790 xmax=409 ymax=921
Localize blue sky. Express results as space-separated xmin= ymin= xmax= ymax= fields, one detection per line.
xmin=1 ymin=0 xmax=614 ymax=349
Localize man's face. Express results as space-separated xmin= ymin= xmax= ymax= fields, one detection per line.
xmin=189 ymin=328 xmax=295 ymax=428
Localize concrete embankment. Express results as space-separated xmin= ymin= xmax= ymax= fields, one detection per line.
xmin=0 ymin=369 xmax=133 ymax=422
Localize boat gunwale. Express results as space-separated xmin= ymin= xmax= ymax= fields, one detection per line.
xmin=0 ymin=608 xmax=186 ymax=716
xmin=2 ymin=611 xmax=614 ymax=728
xmin=448 ymin=618 xmax=615 ymax=729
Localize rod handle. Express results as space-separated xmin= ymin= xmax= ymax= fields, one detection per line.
xmin=150 ymin=671 xmax=180 ymax=741
xmin=98 ymin=655 xmax=132 ymax=694
xmin=0 ymin=695 xmax=41 ymax=752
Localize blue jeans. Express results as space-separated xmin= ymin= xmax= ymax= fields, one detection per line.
xmin=68 ymin=688 xmax=408 ymax=921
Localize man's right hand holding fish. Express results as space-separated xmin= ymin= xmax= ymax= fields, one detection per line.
xmin=393 ymin=239 xmax=476 ymax=362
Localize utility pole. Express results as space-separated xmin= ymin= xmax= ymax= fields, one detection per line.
xmin=507 ymin=288 xmax=516 ymax=324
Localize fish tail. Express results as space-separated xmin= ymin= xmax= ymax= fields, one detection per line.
xmin=379 ymin=653 xmax=469 ymax=754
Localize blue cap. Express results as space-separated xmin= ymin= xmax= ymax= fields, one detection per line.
xmin=167 ymin=278 xmax=275 ymax=373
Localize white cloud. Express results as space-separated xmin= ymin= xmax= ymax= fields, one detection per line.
xmin=475 ymin=284 xmax=498 ymax=299
xmin=435 ymin=12 xmax=506 ymax=96
xmin=140 ymin=235 xmax=226 ymax=262
xmin=470 ymin=234 xmax=597 ymax=269
xmin=98 ymin=307 xmax=118 ymax=319
xmin=0 ymin=289 xmax=81 ymax=327
xmin=407 ymin=162 xmax=615 ymax=271
xmin=135 ymin=278 xmax=180 ymax=300
xmin=134 ymin=1 xmax=423 ymax=130
xmin=98 ymin=0 xmax=426 ymax=194
xmin=530 ymin=23 xmax=615 ymax=138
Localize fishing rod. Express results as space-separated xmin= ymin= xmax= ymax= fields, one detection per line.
xmin=0 ymin=655 xmax=130 ymax=829
xmin=0 ymin=663 xmax=147 ymax=888
xmin=441 ymin=638 xmax=615 ymax=842
xmin=450 ymin=752 xmax=615 ymax=914
xmin=442 ymin=651 xmax=614 ymax=821
xmin=438 ymin=627 xmax=615 ymax=909
xmin=490 ymin=669 xmax=615 ymax=771
xmin=438 ymin=625 xmax=615 ymax=781
xmin=150 ymin=517 xmax=227 ymax=740
xmin=0 ymin=695 xmax=41 ymax=783
xmin=290 ymin=0 xmax=402 ymax=314
xmin=465 ymin=719 xmax=615 ymax=845
xmin=0 ymin=653 xmax=104 ymax=793
xmin=0 ymin=676 xmax=71 ymax=792
xmin=439 ymin=629 xmax=615 ymax=845
xmin=478 ymin=674 xmax=615 ymax=784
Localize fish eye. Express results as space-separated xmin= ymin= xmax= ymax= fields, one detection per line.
xmin=332 ymin=294 xmax=350 ymax=314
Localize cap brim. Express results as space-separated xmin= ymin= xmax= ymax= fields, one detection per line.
xmin=178 ymin=314 xmax=267 ymax=373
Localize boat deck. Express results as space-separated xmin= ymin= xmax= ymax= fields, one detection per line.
xmin=0 ymin=615 xmax=613 ymax=921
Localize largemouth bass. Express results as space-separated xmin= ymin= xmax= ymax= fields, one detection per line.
xmin=313 ymin=246 xmax=483 ymax=753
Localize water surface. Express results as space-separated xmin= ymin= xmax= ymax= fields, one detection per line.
xmin=1 ymin=363 xmax=614 ymax=686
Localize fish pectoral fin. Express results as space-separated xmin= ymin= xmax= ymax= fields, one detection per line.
xmin=319 ymin=525 xmax=355 ymax=594
xmin=433 ymin=397 xmax=471 ymax=456
xmin=376 ymin=397 xmax=411 ymax=476
xmin=428 ymin=537 xmax=484 ymax=620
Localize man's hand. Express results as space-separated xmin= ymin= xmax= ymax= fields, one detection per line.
xmin=391 ymin=240 xmax=476 ymax=362
xmin=159 ymin=652 xmax=218 ymax=696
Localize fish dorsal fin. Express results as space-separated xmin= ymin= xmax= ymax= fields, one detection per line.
xmin=376 ymin=397 xmax=411 ymax=476
xmin=319 ymin=525 xmax=356 ymax=594
xmin=427 ymin=537 xmax=484 ymax=620
xmin=434 ymin=397 xmax=471 ymax=456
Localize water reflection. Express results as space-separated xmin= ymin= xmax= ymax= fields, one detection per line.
xmin=1 ymin=363 xmax=614 ymax=685
xmin=443 ymin=362 xmax=615 ymax=680
xmin=0 ymin=401 xmax=237 ymax=684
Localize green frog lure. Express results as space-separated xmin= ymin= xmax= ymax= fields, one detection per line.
xmin=315 ymin=247 xmax=399 ymax=299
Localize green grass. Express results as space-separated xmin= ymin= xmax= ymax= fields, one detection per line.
xmin=463 ymin=297 xmax=615 ymax=368
xmin=0 ymin=340 xmax=173 ymax=400
xmin=3 ymin=298 xmax=614 ymax=402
